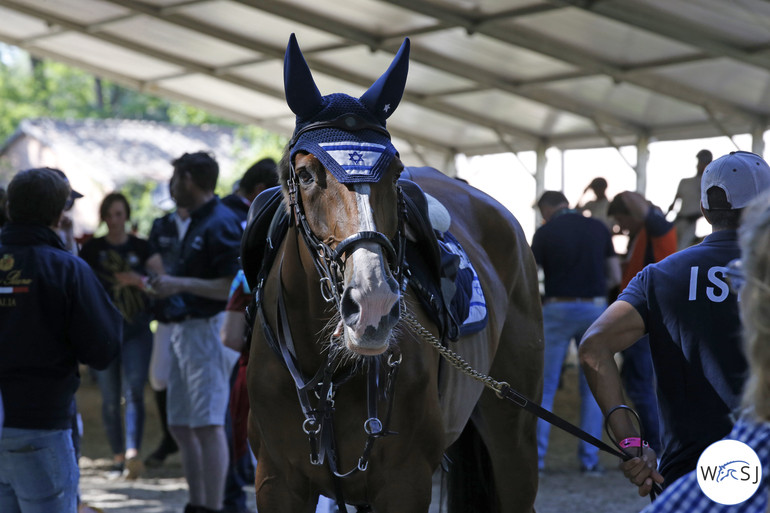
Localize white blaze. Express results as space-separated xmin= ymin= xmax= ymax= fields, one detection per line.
xmin=354 ymin=184 xmax=376 ymax=231
xmin=344 ymin=184 xmax=398 ymax=347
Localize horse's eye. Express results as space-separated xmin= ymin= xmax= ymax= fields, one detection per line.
xmin=296 ymin=169 xmax=314 ymax=185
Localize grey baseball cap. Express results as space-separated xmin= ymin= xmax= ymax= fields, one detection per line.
xmin=701 ymin=151 xmax=770 ymax=209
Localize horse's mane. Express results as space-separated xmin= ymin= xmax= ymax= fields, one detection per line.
xmin=278 ymin=144 xmax=292 ymax=188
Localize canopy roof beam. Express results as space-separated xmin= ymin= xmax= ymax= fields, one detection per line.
xmin=378 ymin=0 xmax=763 ymax=123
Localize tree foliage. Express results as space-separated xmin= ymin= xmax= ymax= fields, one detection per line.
xmin=0 ymin=46 xmax=238 ymax=142
xmin=0 ymin=43 xmax=287 ymax=236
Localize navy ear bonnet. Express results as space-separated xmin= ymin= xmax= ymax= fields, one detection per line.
xmin=284 ymin=34 xmax=410 ymax=184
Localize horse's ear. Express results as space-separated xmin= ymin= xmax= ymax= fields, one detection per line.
xmin=360 ymin=38 xmax=410 ymax=123
xmin=284 ymin=33 xmax=324 ymax=120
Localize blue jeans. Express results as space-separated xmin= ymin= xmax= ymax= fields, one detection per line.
xmin=0 ymin=428 xmax=78 ymax=513
xmin=94 ymin=318 xmax=153 ymax=455
xmin=621 ymin=336 xmax=661 ymax=452
xmin=538 ymin=300 xmax=606 ymax=470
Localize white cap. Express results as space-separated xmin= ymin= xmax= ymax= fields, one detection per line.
xmin=701 ymin=151 xmax=770 ymax=209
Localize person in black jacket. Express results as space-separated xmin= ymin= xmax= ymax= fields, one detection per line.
xmin=0 ymin=167 xmax=122 ymax=513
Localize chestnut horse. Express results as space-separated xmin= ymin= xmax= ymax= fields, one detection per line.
xmin=244 ymin=35 xmax=543 ymax=512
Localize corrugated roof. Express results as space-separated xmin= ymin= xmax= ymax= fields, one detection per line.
xmin=0 ymin=0 xmax=769 ymax=170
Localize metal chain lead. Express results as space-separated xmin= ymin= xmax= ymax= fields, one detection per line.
xmin=400 ymin=304 xmax=509 ymax=399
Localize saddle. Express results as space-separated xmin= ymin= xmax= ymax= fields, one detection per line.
xmin=240 ymin=172 xmax=478 ymax=342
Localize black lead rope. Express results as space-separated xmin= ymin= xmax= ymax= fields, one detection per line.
xmin=497 ymin=384 xmax=627 ymax=460
xmin=498 ymin=387 xmax=661 ymax=501
xmin=604 ymin=404 xmax=662 ymax=501
xmin=403 ymin=310 xmax=661 ymax=503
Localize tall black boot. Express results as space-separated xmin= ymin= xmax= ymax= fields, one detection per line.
xmin=145 ymin=389 xmax=178 ymax=467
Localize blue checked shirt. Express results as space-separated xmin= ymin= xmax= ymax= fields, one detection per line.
xmin=641 ymin=418 xmax=770 ymax=513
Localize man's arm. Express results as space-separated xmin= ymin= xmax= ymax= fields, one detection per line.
xmin=71 ymin=263 xmax=122 ymax=370
xmin=145 ymin=253 xmax=165 ymax=276
xmin=114 ymin=252 xmax=165 ymax=289
xmin=220 ymin=310 xmax=248 ymax=351
xmin=579 ymin=300 xmax=664 ymax=496
xmin=149 ymin=274 xmax=234 ymax=301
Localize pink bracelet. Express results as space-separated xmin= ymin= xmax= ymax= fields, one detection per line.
xmin=619 ymin=437 xmax=649 ymax=449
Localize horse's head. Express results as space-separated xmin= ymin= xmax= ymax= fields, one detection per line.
xmin=281 ymin=34 xmax=410 ymax=356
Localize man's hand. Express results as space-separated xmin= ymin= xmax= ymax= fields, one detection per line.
xmin=114 ymin=271 xmax=146 ymax=289
xmin=149 ymin=275 xmax=184 ymax=298
xmin=620 ymin=446 xmax=664 ymax=496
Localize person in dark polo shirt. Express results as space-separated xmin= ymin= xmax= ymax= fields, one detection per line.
xmin=0 ymin=167 xmax=121 ymax=513
xmin=531 ymin=190 xmax=620 ymax=474
xmin=150 ymin=152 xmax=241 ymax=513
xmin=580 ymin=151 xmax=770 ymax=497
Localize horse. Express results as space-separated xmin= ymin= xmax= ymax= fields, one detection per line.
xmin=244 ymin=34 xmax=544 ymax=512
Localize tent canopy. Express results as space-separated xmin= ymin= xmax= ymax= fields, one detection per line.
xmin=1 ymin=0 xmax=769 ymax=170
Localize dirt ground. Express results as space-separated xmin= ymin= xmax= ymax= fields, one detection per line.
xmin=76 ymin=361 xmax=652 ymax=513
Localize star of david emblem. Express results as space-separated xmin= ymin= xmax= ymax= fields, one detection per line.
xmin=348 ymin=151 xmax=365 ymax=165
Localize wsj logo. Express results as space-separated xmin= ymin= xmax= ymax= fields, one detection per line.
xmin=697 ymin=440 xmax=762 ymax=505
xmin=700 ymin=460 xmax=759 ymax=485
xmin=688 ymin=266 xmax=730 ymax=302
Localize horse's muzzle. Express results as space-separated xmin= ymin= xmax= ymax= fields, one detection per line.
xmin=341 ymin=283 xmax=400 ymax=355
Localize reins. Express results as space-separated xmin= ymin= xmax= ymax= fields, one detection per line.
xmin=401 ymin=308 xmax=663 ymax=501
xmin=256 ymin=257 xmax=402 ymax=511
xmin=257 ymin=174 xmax=409 ymax=511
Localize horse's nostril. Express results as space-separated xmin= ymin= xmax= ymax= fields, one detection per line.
xmin=340 ymin=288 xmax=361 ymax=327
xmin=388 ymin=300 xmax=400 ymax=320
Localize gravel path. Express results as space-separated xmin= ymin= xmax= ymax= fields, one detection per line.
xmin=77 ymin=365 xmax=653 ymax=513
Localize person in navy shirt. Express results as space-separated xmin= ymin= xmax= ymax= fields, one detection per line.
xmin=639 ymin=183 xmax=770 ymax=513
xmin=0 ymin=167 xmax=121 ymax=513
xmin=150 ymin=151 xmax=242 ymax=513
xmin=580 ymin=151 xmax=770 ymax=497
xmin=532 ymin=190 xmax=620 ymax=474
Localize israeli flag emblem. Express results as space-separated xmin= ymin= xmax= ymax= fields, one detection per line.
xmin=319 ymin=141 xmax=385 ymax=176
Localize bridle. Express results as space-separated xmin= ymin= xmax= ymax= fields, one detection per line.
xmin=286 ymin=132 xmax=408 ymax=312
xmin=254 ymin=142 xmax=409 ymax=509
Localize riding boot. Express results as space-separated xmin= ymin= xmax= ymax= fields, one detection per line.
xmin=145 ymin=389 xmax=178 ymax=467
